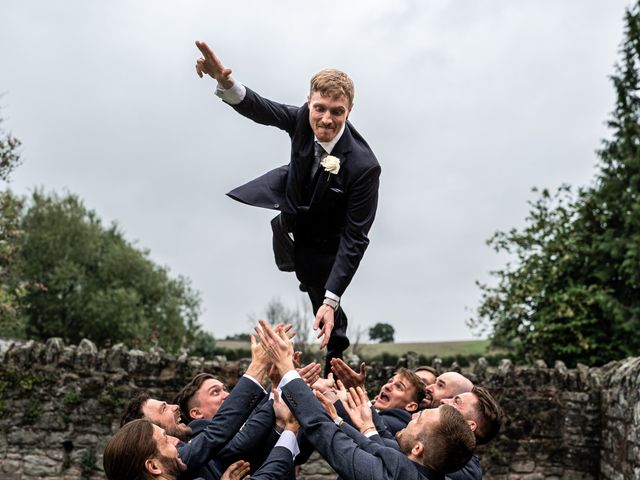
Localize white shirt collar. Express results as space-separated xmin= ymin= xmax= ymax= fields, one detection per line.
xmin=315 ymin=123 xmax=346 ymax=155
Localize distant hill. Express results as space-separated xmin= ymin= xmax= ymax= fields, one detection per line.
xmin=216 ymin=339 xmax=491 ymax=358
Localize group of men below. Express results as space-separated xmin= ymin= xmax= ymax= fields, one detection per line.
xmin=104 ymin=322 xmax=505 ymax=480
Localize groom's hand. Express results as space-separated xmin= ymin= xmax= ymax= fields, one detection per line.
xmin=314 ymin=305 xmax=334 ymax=350
xmin=195 ymin=40 xmax=234 ymax=89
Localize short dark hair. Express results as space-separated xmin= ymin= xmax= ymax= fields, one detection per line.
xmin=397 ymin=367 xmax=426 ymax=406
xmin=173 ymin=373 xmax=219 ymax=422
xmin=120 ymin=393 xmax=150 ymax=427
xmin=415 ymin=365 xmax=437 ymax=376
xmin=471 ymin=386 xmax=504 ymax=445
xmin=104 ymin=419 xmax=157 ymax=480
xmin=423 ymin=405 xmax=476 ymax=474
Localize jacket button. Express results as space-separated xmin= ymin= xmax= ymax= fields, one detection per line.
xmin=274 ymin=203 xmax=280 ymax=209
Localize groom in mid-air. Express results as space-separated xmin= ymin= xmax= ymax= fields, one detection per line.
xmin=195 ymin=41 xmax=381 ymax=374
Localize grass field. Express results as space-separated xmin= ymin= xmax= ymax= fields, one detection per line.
xmin=216 ymin=339 xmax=491 ymax=358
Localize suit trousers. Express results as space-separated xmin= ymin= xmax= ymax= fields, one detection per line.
xmin=303 ymin=284 xmax=350 ymax=375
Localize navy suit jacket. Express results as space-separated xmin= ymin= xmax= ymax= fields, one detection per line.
xmin=177 ymin=377 xmax=265 ymax=477
xmin=281 ymin=378 xmax=443 ymax=480
xmin=368 ymin=409 xmax=482 ymax=480
xmin=188 ymin=397 xmax=280 ymax=480
xmin=226 ymin=87 xmax=381 ymax=296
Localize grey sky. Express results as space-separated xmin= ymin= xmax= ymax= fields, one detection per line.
xmin=0 ymin=0 xmax=630 ymax=343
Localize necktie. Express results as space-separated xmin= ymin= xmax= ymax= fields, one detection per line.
xmin=311 ymin=142 xmax=327 ymax=180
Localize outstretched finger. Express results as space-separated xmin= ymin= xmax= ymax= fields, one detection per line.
xmin=259 ymin=319 xmax=281 ymax=343
xmin=356 ymin=386 xmax=369 ymax=404
xmin=313 ymin=312 xmax=322 ymax=331
xmin=195 ymin=40 xmax=216 ymax=61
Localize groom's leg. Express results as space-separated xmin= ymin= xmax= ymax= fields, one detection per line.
xmin=304 ymin=285 xmax=350 ymax=376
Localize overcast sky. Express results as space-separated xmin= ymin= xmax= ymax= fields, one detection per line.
xmin=0 ymin=0 xmax=631 ymax=343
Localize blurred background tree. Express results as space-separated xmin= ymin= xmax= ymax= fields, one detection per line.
xmin=369 ymin=322 xmax=395 ymax=343
xmin=472 ymin=3 xmax=640 ymax=367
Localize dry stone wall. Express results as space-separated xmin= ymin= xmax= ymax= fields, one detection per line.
xmin=0 ymin=339 xmax=638 ymax=480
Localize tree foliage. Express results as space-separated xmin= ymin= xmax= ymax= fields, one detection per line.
xmin=0 ymin=116 xmax=26 ymax=335
xmin=472 ymin=4 xmax=640 ymax=366
xmin=369 ymin=322 xmax=395 ymax=343
xmin=12 ymin=190 xmax=202 ymax=352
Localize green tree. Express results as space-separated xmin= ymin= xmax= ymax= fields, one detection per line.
xmin=472 ymin=4 xmax=640 ymax=366
xmin=0 ymin=116 xmax=27 ymax=336
xmin=369 ymin=322 xmax=394 ymax=343
xmin=14 ymin=190 xmax=202 ymax=352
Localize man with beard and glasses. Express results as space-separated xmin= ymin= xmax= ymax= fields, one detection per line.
xmin=194 ymin=41 xmax=381 ymax=375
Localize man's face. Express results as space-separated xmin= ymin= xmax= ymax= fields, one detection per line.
xmin=307 ymin=91 xmax=352 ymax=143
xmin=373 ymin=374 xmax=418 ymax=412
xmin=192 ymin=378 xmax=229 ymax=420
xmin=415 ymin=370 xmax=436 ymax=387
xmin=395 ymin=408 xmax=441 ymax=455
xmin=440 ymin=392 xmax=478 ymax=432
xmin=142 ymin=399 xmax=192 ymax=442
xmin=425 ymin=372 xmax=470 ymax=408
xmin=151 ymin=425 xmax=187 ymax=478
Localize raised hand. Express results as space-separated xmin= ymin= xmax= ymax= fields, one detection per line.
xmin=245 ymin=334 xmax=269 ymax=385
xmin=341 ymin=386 xmax=375 ymax=433
xmin=194 ymin=40 xmax=234 ymax=89
xmin=273 ymin=389 xmax=300 ymax=434
xmin=255 ymin=320 xmax=295 ymax=375
xmin=313 ymin=305 xmax=334 ymax=349
xmin=297 ymin=362 xmax=322 ymax=387
xmin=311 ymin=372 xmax=335 ymax=394
xmin=314 ymin=389 xmax=339 ymax=421
xmin=220 ymin=460 xmax=250 ymax=480
xmin=330 ymin=358 xmax=366 ymax=389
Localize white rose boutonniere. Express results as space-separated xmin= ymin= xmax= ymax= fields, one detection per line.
xmin=321 ymin=155 xmax=341 ymax=178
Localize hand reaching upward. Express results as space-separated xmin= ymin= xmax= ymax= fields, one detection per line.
xmin=330 ymin=358 xmax=366 ymax=389
xmin=255 ymin=320 xmax=295 ymax=376
xmin=220 ymin=460 xmax=250 ymax=480
xmin=195 ymin=40 xmax=234 ymax=89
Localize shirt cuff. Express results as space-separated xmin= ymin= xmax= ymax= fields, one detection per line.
xmin=277 ymin=370 xmax=301 ymax=391
xmin=325 ymin=290 xmax=341 ymax=302
xmin=364 ymin=430 xmax=379 ymax=438
xmin=215 ymin=81 xmax=246 ymax=105
xmin=242 ymin=373 xmax=267 ymax=394
xmin=275 ymin=430 xmax=300 ymax=459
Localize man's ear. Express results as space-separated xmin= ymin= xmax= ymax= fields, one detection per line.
xmin=405 ymin=401 xmax=419 ymax=413
xmin=145 ymin=457 xmax=162 ymax=476
xmin=467 ymin=419 xmax=477 ymax=432
xmin=411 ymin=440 xmax=425 ymax=459
xmin=307 ymin=95 xmax=311 ymax=106
xmin=189 ymin=407 xmax=203 ymax=420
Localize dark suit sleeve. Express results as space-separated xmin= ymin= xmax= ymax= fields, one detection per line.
xmin=250 ymin=446 xmax=294 ymax=480
xmin=216 ymin=398 xmax=278 ymax=471
xmin=281 ymin=378 xmax=422 ymax=480
xmin=445 ymin=455 xmax=483 ymax=480
xmin=231 ymin=87 xmax=299 ymax=137
xmin=178 ymin=377 xmax=266 ymax=475
xmin=325 ymin=164 xmax=381 ymax=296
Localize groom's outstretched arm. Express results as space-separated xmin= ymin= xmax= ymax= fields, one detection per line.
xmin=195 ymin=40 xmax=235 ymax=89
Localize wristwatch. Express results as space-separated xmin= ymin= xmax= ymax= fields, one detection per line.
xmin=323 ymin=297 xmax=339 ymax=311
xmin=333 ymin=415 xmax=344 ymax=427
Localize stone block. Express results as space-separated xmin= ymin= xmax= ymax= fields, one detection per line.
xmin=511 ymin=460 xmax=536 ymax=473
